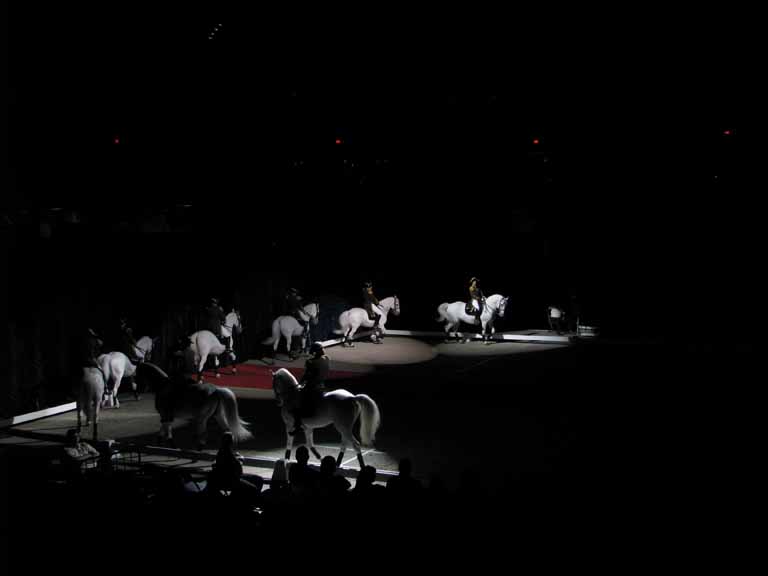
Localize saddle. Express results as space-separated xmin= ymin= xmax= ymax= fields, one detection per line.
xmin=465 ymin=302 xmax=481 ymax=315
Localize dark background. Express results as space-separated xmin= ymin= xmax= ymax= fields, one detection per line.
xmin=1 ymin=7 xmax=762 ymax=569
xmin=3 ymin=5 xmax=760 ymax=407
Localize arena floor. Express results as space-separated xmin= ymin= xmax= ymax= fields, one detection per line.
xmin=2 ymin=331 xmax=580 ymax=491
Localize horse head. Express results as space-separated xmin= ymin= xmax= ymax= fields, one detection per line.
xmin=225 ymin=310 xmax=243 ymax=335
xmin=272 ymin=368 xmax=299 ymax=407
xmin=303 ymin=302 xmax=320 ymax=326
xmin=392 ymin=295 xmax=401 ymax=316
xmin=380 ymin=296 xmax=401 ymax=316
xmin=486 ymin=294 xmax=509 ymax=318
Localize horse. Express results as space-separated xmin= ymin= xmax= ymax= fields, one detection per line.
xmin=97 ymin=351 xmax=138 ymax=408
xmin=187 ymin=330 xmax=237 ymax=382
xmin=271 ymin=368 xmax=381 ymax=468
xmin=436 ymin=293 xmax=509 ymax=343
xmin=262 ymin=302 xmax=320 ymax=360
xmin=334 ymin=295 xmax=400 ymax=346
xmin=134 ymin=361 xmax=252 ymax=450
xmin=133 ymin=335 xmax=160 ymax=362
xmin=76 ymin=366 xmax=107 ymax=439
xmin=220 ymin=309 xmax=242 ymax=352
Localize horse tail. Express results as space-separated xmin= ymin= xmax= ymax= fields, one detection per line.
xmin=80 ymin=367 xmax=104 ymax=421
xmin=436 ymin=303 xmax=449 ymax=322
xmin=218 ymin=387 xmax=252 ymax=442
xmin=333 ymin=311 xmax=349 ymax=334
xmin=354 ymin=394 xmax=381 ymax=447
xmin=261 ymin=318 xmax=281 ymax=345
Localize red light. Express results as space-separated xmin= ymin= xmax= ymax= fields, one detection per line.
xmin=113 ymin=137 xmax=120 ymax=144
xmin=532 ymin=138 xmax=540 ymax=145
xmin=335 ymin=138 xmax=343 ymax=145
xmin=723 ymin=130 xmax=731 ymax=136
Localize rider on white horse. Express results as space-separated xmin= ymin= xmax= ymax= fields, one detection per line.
xmin=363 ymin=280 xmax=384 ymax=342
xmin=466 ymin=277 xmax=485 ymax=325
xmin=81 ymin=327 xmax=103 ymax=368
xmin=289 ymin=341 xmax=329 ymax=435
xmin=118 ymin=317 xmax=141 ymax=363
xmin=285 ymin=287 xmax=309 ymax=327
xmin=203 ymin=297 xmax=227 ymax=340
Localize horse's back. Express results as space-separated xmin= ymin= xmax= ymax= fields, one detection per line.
xmin=324 ymin=389 xmax=355 ymax=401
xmin=81 ymin=367 xmax=104 ymax=399
xmin=190 ymin=330 xmax=223 ymax=352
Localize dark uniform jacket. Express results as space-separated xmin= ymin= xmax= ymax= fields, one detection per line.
xmin=467 ymin=283 xmax=485 ymax=314
xmin=286 ymin=293 xmax=303 ymax=315
xmin=363 ymin=287 xmax=380 ymax=318
xmin=204 ymin=304 xmax=226 ymax=337
xmin=300 ymin=355 xmax=329 ymax=415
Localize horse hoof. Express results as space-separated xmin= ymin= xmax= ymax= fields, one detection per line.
xmin=216 ymin=373 xmax=221 ymax=378
xmin=232 ymin=367 xmax=237 ymax=374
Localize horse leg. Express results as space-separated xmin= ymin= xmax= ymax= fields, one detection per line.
xmin=159 ymin=421 xmax=176 ymax=448
xmin=286 ymin=334 xmax=296 ymax=360
xmin=214 ymin=355 xmax=221 ymax=379
xmin=112 ymin=366 xmax=124 ymax=408
xmin=347 ymin=325 xmax=357 ymax=348
xmin=195 ymin=400 xmax=217 ymax=451
xmin=131 ymin=376 xmax=140 ymax=401
xmin=285 ymin=416 xmax=295 ymax=460
xmin=339 ymin=426 xmax=363 ymax=468
xmin=305 ymin=428 xmax=322 ymax=461
xmin=198 ymin=352 xmax=208 ymax=382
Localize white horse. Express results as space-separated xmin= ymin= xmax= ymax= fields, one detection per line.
xmin=97 ymin=351 xmax=138 ymax=408
xmin=133 ymin=336 xmax=160 ymax=362
xmin=272 ymin=368 xmax=381 ymax=467
xmin=76 ymin=366 xmax=107 ymax=438
xmin=188 ymin=330 xmax=237 ymax=381
xmin=334 ymin=295 xmax=400 ymax=346
xmin=135 ymin=361 xmax=252 ymax=449
xmin=436 ymin=293 xmax=509 ymax=343
xmin=262 ymin=302 xmax=320 ymax=360
xmin=220 ymin=309 xmax=242 ymax=352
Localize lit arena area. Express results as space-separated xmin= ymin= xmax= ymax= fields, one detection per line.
xmin=2 ymin=329 xmax=581 ymax=492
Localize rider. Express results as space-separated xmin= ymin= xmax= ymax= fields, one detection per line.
xmin=289 ymin=342 xmax=330 ymax=436
xmin=362 ymin=280 xmax=384 ymax=342
xmin=118 ymin=317 xmax=140 ymax=363
xmin=467 ymin=277 xmax=485 ymax=325
xmin=82 ymin=327 xmax=103 ymax=368
xmin=285 ymin=287 xmax=307 ymax=327
xmin=204 ymin=297 xmax=227 ymax=340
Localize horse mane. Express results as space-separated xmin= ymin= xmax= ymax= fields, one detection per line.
xmin=486 ymin=293 xmax=504 ymax=306
xmin=274 ymin=367 xmax=299 ymax=390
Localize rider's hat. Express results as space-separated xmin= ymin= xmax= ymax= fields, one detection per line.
xmin=364 ymin=280 xmax=373 ymax=287
xmin=470 ymin=277 xmax=479 ymax=284
xmin=309 ymin=342 xmax=324 ymax=355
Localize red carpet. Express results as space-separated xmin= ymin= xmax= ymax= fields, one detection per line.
xmin=204 ymin=363 xmax=363 ymax=390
